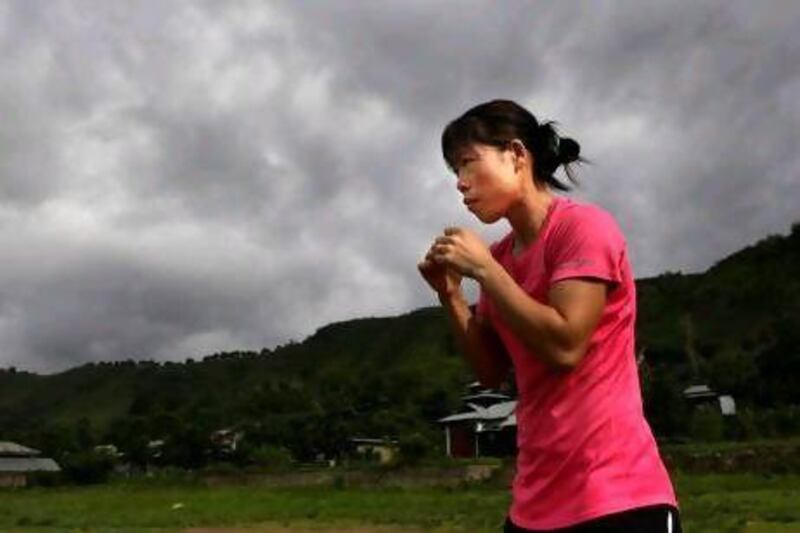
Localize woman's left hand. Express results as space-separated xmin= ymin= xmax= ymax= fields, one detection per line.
xmin=428 ymin=227 xmax=495 ymax=281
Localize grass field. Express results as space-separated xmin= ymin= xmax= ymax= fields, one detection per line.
xmin=0 ymin=471 xmax=798 ymax=532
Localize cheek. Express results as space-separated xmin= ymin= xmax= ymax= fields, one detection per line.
xmin=496 ymin=172 xmax=523 ymax=195
xmin=487 ymin=179 xmax=520 ymax=210
xmin=471 ymin=196 xmax=506 ymax=223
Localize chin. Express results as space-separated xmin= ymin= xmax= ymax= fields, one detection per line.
xmin=474 ymin=210 xmax=503 ymax=224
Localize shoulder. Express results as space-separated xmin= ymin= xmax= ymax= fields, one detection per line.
xmin=556 ymin=197 xmax=619 ymax=227
xmin=551 ymin=198 xmax=625 ymax=243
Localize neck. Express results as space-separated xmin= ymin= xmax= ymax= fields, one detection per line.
xmin=506 ymin=186 xmax=556 ymax=252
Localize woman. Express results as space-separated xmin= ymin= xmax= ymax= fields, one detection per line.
xmin=418 ymin=100 xmax=681 ymax=532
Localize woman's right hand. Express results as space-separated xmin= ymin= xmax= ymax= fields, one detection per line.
xmin=417 ymin=249 xmax=462 ymax=298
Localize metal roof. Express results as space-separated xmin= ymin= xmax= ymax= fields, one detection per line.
xmin=438 ymin=400 xmax=517 ymax=424
xmin=500 ymin=414 xmax=517 ymax=428
xmin=484 ymin=400 xmax=517 ymax=419
xmin=0 ymin=457 xmax=61 ymax=472
xmin=683 ymin=384 xmax=715 ymax=397
xmin=461 ymin=392 xmax=511 ymax=401
xmin=438 ymin=410 xmax=484 ymax=423
xmin=0 ymin=441 xmax=41 ymax=457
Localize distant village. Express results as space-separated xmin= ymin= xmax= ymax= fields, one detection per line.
xmin=1 ymin=379 xmax=735 ymax=487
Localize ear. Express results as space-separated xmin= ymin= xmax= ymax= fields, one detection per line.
xmin=509 ymin=139 xmax=529 ymax=173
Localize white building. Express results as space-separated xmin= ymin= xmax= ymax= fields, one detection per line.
xmin=0 ymin=441 xmax=61 ymax=487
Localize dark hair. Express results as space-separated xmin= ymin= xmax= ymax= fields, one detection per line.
xmin=441 ymin=99 xmax=585 ymax=191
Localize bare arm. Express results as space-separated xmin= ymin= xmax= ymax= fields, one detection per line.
xmin=429 ymin=227 xmax=610 ymax=372
xmin=477 ymin=261 xmax=607 ymax=370
xmin=417 ymin=252 xmax=511 ymax=389
xmin=439 ymin=290 xmax=511 ymax=389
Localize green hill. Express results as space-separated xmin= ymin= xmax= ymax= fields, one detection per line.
xmin=1 ymin=222 xmax=798 ymax=462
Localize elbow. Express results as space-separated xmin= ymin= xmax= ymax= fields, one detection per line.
xmin=547 ymin=346 xmax=586 ymax=372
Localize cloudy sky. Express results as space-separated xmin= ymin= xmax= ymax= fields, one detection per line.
xmin=0 ymin=1 xmax=797 ymax=374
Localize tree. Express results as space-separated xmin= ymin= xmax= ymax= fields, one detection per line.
xmin=105 ymin=416 xmax=149 ymax=468
xmin=61 ymin=450 xmax=114 ymax=485
xmin=398 ymin=432 xmax=430 ymax=465
xmin=708 ymin=345 xmax=757 ymax=401
xmin=644 ymin=365 xmax=690 ymax=438
xmin=689 ymin=405 xmax=724 ymax=442
xmin=75 ymin=417 xmax=94 ymax=450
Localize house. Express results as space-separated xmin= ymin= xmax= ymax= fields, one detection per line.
xmin=147 ymin=439 xmax=165 ymax=460
xmin=94 ymin=443 xmax=132 ymax=476
xmin=93 ymin=443 xmax=124 ymax=460
xmin=461 ymin=387 xmax=513 ymax=407
xmin=209 ymin=428 xmax=245 ymax=458
xmin=683 ymin=384 xmax=736 ymax=415
xmin=350 ymin=437 xmax=399 ymax=464
xmin=0 ymin=441 xmax=61 ymax=488
xmin=438 ymin=383 xmax=517 ymax=458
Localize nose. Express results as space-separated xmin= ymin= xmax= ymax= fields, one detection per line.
xmin=456 ymin=174 xmax=469 ymax=193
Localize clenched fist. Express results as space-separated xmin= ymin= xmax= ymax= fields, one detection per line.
xmin=420 ymin=227 xmax=494 ymax=283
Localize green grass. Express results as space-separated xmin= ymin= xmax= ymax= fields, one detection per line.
xmin=662 ymin=437 xmax=800 ymax=455
xmin=0 ymin=482 xmax=507 ymax=531
xmin=672 ymin=472 xmax=800 ymax=532
xmin=0 ymin=472 xmax=798 ymax=532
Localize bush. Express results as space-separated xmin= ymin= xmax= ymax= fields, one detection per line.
xmin=755 ymin=406 xmax=800 ymax=438
xmin=142 ymin=465 xmax=198 ymax=485
xmin=398 ymin=433 xmax=429 ymax=465
xmin=202 ymin=461 xmax=240 ymax=475
xmin=250 ymin=444 xmax=293 ymax=470
xmin=27 ymin=470 xmax=63 ymax=487
xmin=60 ymin=450 xmax=115 ymax=485
xmin=732 ymin=407 xmax=759 ymax=440
xmin=689 ymin=405 xmax=724 ymax=442
xmin=774 ymin=406 xmax=800 ymax=436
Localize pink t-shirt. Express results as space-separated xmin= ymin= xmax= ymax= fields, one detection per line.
xmin=477 ymin=195 xmax=677 ymax=530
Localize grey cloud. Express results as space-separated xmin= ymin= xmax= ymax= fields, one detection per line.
xmin=0 ymin=0 xmax=798 ymax=373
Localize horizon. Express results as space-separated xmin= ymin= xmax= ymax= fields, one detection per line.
xmin=5 ymin=216 xmax=796 ymax=377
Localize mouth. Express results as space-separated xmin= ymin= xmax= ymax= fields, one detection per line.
xmin=463 ymin=198 xmax=477 ymax=207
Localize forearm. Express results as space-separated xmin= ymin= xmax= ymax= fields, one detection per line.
xmin=476 ymin=261 xmax=576 ymax=369
xmin=438 ymin=291 xmax=508 ymax=388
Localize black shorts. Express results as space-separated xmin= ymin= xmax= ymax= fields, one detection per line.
xmin=503 ymin=504 xmax=682 ymax=533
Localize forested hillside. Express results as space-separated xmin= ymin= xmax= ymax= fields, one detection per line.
xmin=1 ymin=222 xmax=798 ymax=465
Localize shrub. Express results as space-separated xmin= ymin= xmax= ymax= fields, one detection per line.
xmin=27 ymin=470 xmax=63 ymax=487
xmin=732 ymin=407 xmax=759 ymax=440
xmin=756 ymin=406 xmax=800 ymax=438
xmin=250 ymin=444 xmax=293 ymax=470
xmin=60 ymin=450 xmax=115 ymax=485
xmin=398 ymin=432 xmax=429 ymax=465
xmin=689 ymin=405 xmax=724 ymax=442
xmin=202 ymin=461 xmax=239 ymax=475
xmin=774 ymin=406 xmax=800 ymax=436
